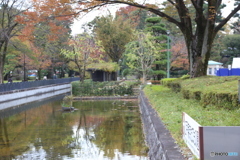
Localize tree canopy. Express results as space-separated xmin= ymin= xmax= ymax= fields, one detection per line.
xmin=89 ymin=15 xmax=134 ymax=62
xmin=124 ymin=31 xmax=159 ymax=83
xmin=76 ymin=0 xmax=240 ymax=78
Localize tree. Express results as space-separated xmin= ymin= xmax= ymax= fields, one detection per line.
xmin=220 ymin=34 xmax=240 ymax=66
xmin=61 ymin=33 xmax=103 ymax=82
xmin=78 ymin=0 xmax=240 ymax=78
xmin=18 ymin=0 xmax=74 ymax=79
xmin=145 ymin=17 xmax=168 ymax=79
xmin=0 ymin=0 xmax=30 ymax=83
xmin=124 ymin=32 xmax=159 ymax=84
xmin=90 ymin=15 xmax=134 ymax=63
xmin=209 ymin=32 xmax=225 ymax=62
xmin=115 ymin=6 xmax=149 ymax=30
xmin=231 ymin=19 xmax=240 ymax=34
xmin=19 ymin=40 xmax=52 ymax=80
xmin=31 ymin=21 xmax=72 ymax=79
xmin=3 ymin=39 xmax=22 ymax=80
xmin=7 ymin=38 xmax=35 ymax=81
xmin=170 ymin=37 xmax=189 ymax=75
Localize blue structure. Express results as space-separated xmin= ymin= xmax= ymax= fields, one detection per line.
xmin=216 ymin=68 xmax=240 ymax=76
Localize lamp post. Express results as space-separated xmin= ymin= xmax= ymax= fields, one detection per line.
xmin=167 ymin=30 xmax=170 ymax=78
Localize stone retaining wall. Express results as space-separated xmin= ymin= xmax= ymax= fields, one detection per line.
xmin=0 ymin=84 xmax=71 ymax=110
xmin=139 ymin=91 xmax=185 ymax=160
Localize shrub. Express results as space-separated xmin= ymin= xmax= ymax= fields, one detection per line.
xmin=161 ymin=78 xmax=178 ymax=86
xmin=71 ymin=80 xmax=135 ymax=96
xmin=121 ymin=80 xmax=141 ymax=87
xmin=165 ymin=76 xmax=240 ymax=109
xmin=180 ymin=74 xmax=190 ymax=80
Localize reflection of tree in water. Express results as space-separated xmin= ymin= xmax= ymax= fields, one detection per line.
xmin=0 ymin=118 xmax=11 ymax=160
xmin=36 ymin=113 xmax=74 ymax=159
xmin=0 ymin=101 xmax=77 ymax=159
xmin=0 ymin=99 xmax=148 ymax=159
xmin=93 ymin=107 xmax=148 ymax=159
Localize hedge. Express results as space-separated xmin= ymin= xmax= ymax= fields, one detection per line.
xmin=166 ymin=76 xmax=240 ymax=109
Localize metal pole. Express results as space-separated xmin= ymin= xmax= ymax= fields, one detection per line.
xmin=167 ymin=31 xmax=170 ymax=78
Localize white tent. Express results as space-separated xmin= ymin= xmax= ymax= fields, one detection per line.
xmin=232 ymin=58 xmax=240 ymax=68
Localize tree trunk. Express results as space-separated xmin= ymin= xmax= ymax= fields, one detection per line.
xmin=0 ymin=41 xmax=8 ymax=83
xmin=184 ymin=18 xmax=216 ymax=78
xmin=37 ymin=69 xmax=42 ymax=80
xmin=77 ymin=66 xmax=84 ymax=83
xmin=142 ymin=72 xmax=147 ymax=84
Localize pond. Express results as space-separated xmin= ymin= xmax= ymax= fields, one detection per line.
xmin=0 ymin=95 xmax=148 ymax=160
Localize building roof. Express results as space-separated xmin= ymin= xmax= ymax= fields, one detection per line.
xmin=208 ymin=60 xmax=223 ymax=65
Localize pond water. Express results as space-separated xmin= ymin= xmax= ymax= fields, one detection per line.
xmin=0 ymin=95 xmax=148 ymax=160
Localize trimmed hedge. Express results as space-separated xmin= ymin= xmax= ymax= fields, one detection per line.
xmin=161 ymin=78 xmax=178 ymax=86
xmin=166 ymin=76 xmax=240 ymax=109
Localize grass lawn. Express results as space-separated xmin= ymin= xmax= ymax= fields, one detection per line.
xmin=143 ymin=84 xmax=240 ymax=159
xmin=4 ymin=80 xmax=21 ymax=83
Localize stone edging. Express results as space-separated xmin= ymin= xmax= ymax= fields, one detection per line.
xmin=139 ymin=91 xmax=185 ymax=160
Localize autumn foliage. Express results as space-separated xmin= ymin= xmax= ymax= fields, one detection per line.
xmin=17 ymin=0 xmax=75 ymax=41
xmin=171 ymin=39 xmax=189 ymax=70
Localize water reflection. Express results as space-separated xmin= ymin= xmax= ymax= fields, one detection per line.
xmin=0 ymin=98 xmax=148 ymax=160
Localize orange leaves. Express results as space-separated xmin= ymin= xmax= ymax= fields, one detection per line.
xmin=18 ymin=0 xmax=74 ymax=43
xmin=171 ymin=39 xmax=189 ymax=70
xmin=23 ymin=41 xmax=51 ymax=70
xmin=32 ymin=0 xmax=75 ymax=18
xmin=47 ymin=22 xmax=68 ymax=41
xmin=115 ymin=6 xmax=141 ymax=28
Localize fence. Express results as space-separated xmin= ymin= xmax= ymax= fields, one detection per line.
xmin=0 ymin=77 xmax=80 ymax=93
xmin=216 ymin=68 xmax=240 ymax=76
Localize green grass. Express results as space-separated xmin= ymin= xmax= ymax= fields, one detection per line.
xmin=4 ymin=80 xmax=23 ymax=83
xmin=168 ymin=76 xmax=240 ymax=109
xmin=181 ymin=76 xmax=239 ymax=93
xmin=143 ymin=84 xmax=240 ymax=159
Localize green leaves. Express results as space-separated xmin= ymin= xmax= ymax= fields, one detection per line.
xmin=92 ymin=15 xmax=134 ymax=62
xmin=124 ymin=31 xmax=159 ymax=83
xmin=72 ymin=81 xmax=134 ymax=96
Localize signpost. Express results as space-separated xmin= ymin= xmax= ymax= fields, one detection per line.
xmin=183 ymin=112 xmax=240 ymax=160
xmin=182 ymin=112 xmax=200 ymax=159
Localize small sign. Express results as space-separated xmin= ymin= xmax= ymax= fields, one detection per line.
xmin=182 ymin=112 xmax=201 ymax=159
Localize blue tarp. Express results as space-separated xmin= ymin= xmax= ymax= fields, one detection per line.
xmin=216 ymin=68 xmax=240 ymax=76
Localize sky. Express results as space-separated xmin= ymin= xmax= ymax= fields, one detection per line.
xmin=70 ymin=0 xmax=237 ymax=35
xmin=71 ymin=4 xmax=126 ymax=35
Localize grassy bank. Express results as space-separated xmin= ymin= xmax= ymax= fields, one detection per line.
xmin=166 ymin=76 xmax=240 ymax=109
xmin=143 ymin=76 xmax=240 ymax=159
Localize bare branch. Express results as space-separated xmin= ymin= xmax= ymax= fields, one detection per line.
xmin=97 ymin=0 xmax=181 ymax=27
xmin=167 ymin=0 xmax=175 ymax=5
xmin=215 ymin=3 xmax=240 ymax=32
